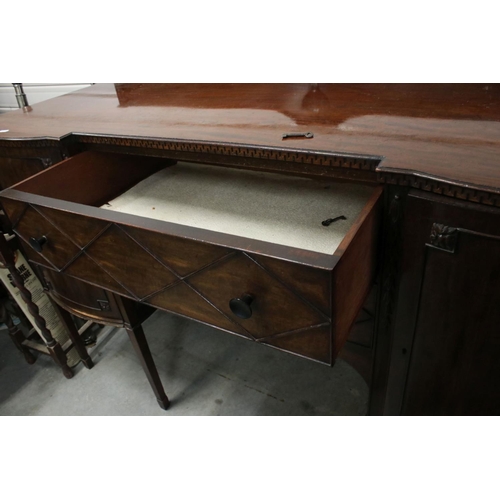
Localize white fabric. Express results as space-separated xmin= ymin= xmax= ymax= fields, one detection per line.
xmin=102 ymin=162 xmax=373 ymax=255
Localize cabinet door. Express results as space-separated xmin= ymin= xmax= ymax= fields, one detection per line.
xmin=385 ymin=191 xmax=500 ymax=415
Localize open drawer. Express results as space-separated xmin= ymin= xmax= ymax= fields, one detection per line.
xmin=0 ymin=151 xmax=382 ymax=365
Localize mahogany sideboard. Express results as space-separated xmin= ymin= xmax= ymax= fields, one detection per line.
xmin=0 ymin=83 xmax=499 ymax=415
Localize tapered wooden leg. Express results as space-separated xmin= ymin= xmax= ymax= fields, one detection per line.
xmin=52 ymin=301 xmax=94 ymax=369
xmin=126 ymin=325 xmax=170 ymax=410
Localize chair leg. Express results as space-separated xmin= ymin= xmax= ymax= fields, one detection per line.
xmin=0 ymin=237 xmax=72 ymax=378
xmin=1 ymin=301 xmax=36 ymax=364
xmin=52 ymin=302 xmax=94 ymax=369
xmin=47 ymin=342 xmax=74 ymax=379
xmin=126 ymin=325 xmax=170 ymax=410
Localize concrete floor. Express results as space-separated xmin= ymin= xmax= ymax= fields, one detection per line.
xmin=0 ymin=310 xmax=369 ymax=415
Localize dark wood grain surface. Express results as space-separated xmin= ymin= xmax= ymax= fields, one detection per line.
xmin=0 ymin=157 xmax=48 ymax=190
xmin=1 ymin=84 xmax=500 ymax=194
xmin=332 ymin=188 xmax=382 ymax=358
xmin=3 ymin=84 xmax=498 ymax=413
xmin=0 ymin=150 xmax=381 ymax=365
xmin=1 ymin=151 xmax=342 ymax=269
xmin=11 ymin=151 xmax=170 ymax=206
xmin=382 ymin=191 xmax=500 ymax=415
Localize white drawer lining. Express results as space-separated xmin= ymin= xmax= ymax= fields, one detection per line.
xmin=102 ymin=162 xmax=374 ymax=255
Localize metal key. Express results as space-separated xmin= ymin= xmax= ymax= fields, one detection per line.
xmin=322 ymin=215 xmax=347 ymax=227
xmin=282 ymin=132 xmax=314 ymax=139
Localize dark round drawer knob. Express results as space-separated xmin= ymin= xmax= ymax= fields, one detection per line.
xmin=229 ymin=293 xmax=254 ymax=319
xmin=29 ymin=235 xmax=47 ymax=253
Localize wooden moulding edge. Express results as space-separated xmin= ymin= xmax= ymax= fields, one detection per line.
xmin=0 ymin=189 xmax=340 ymax=271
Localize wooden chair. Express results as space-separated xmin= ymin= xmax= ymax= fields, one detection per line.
xmin=0 ymin=289 xmax=99 ymax=369
xmin=0 ymin=233 xmax=94 ymax=378
xmin=0 ymin=208 xmax=168 ymax=408
xmin=40 ymin=267 xmax=170 ymax=409
xmin=0 ymin=292 xmax=36 ymax=365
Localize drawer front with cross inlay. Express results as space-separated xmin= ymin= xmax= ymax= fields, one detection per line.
xmin=0 ymin=151 xmax=382 ymax=365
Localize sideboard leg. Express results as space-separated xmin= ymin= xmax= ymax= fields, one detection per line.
xmin=126 ymin=325 xmax=170 ymax=410
xmin=52 ymin=301 xmax=94 ymax=369
xmin=369 ymin=189 xmax=406 ymax=415
xmin=47 ymin=342 xmax=74 ymax=379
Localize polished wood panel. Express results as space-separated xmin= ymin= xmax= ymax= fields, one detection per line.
xmin=4 ymin=163 xmax=340 ymax=270
xmin=124 ymin=226 xmax=231 ymax=277
xmin=253 ymin=254 xmax=331 ymax=316
xmin=0 ymin=157 xmax=47 ymax=190
xmin=147 ymin=282 xmax=250 ymax=338
xmin=1 ymin=84 xmax=500 ymax=197
xmin=84 ymin=224 xmax=178 ymax=299
xmin=403 ymin=229 xmax=500 ymax=415
xmin=64 ymin=252 xmax=130 ymax=297
xmin=1 ymin=197 xmax=28 ymax=227
xmin=332 ymin=188 xmax=382 ymax=357
xmin=43 ymin=267 xmax=155 ymax=331
xmin=12 ymin=151 xmax=171 ymax=207
xmin=37 ymin=205 xmax=109 ymax=248
xmin=113 ymin=84 xmax=500 ymax=121
xmin=187 ymin=253 xmax=327 ymax=339
xmin=262 ymin=325 xmax=331 ymax=364
xmin=383 ymin=191 xmax=500 ymax=415
xmin=1 ymin=193 xmax=339 ymax=309
xmin=41 ymin=267 xmax=125 ymax=323
xmin=14 ymin=205 xmax=80 ymax=270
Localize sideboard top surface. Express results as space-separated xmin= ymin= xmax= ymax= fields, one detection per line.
xmin=1 ymin=83 xmax=500 ymax=194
